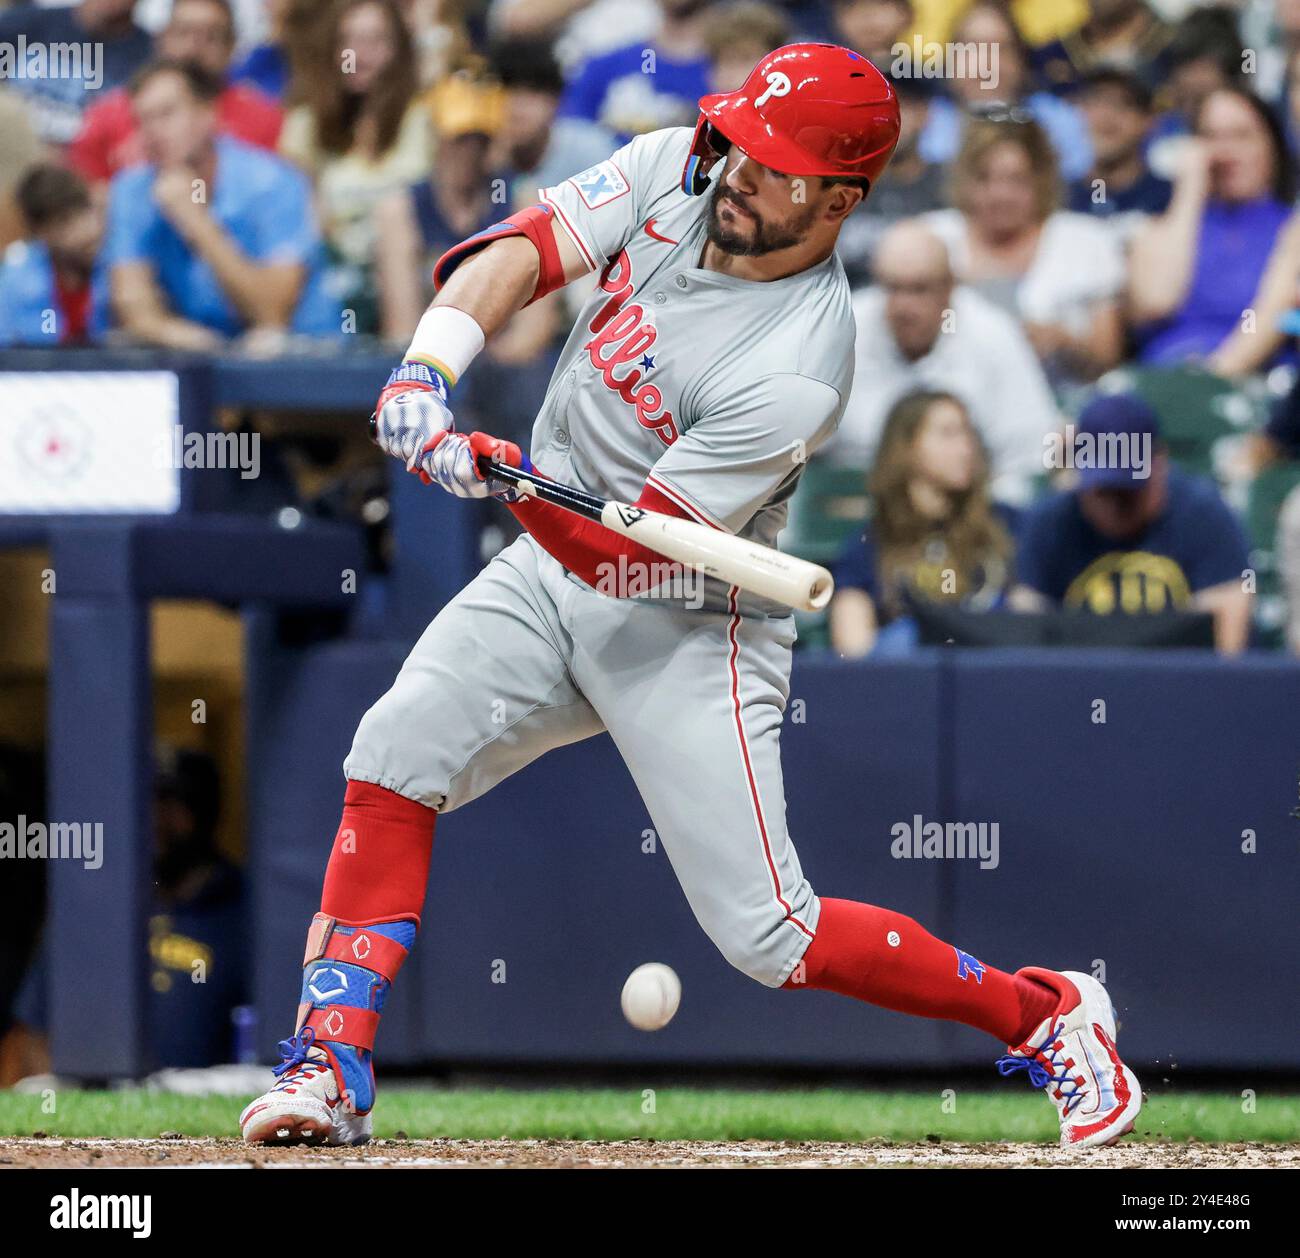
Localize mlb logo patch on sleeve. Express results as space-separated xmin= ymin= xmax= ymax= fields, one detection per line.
xmin=569 ymin=160 xmax=630 ymax=209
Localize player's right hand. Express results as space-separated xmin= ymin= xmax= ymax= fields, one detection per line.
xmin=418 ymin=430 xmax=529 ymax=499
xmin=369 ymin=362 xmax=455 ymax=483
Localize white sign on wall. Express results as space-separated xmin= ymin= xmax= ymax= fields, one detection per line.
xmin=0 ymin=372 xmax=182 ymax=514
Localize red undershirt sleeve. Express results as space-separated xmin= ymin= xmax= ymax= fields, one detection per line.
xmin=505 ymin=480 xmax=704 ymax=591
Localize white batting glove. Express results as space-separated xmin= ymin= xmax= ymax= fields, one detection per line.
xmin=370 ymin=362 xmax=455 ymax=480
xmin=420 ymin=431 xmax=531 ymax=500
xmin=419 ymin=432 xmax=492 ymax=498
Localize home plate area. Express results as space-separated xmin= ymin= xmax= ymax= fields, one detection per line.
xmin=4 ymin=1137 xmax=1298 ymax=1170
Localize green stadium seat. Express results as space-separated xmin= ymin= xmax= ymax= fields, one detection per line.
xmin=782 ymin=459 xmax=870 ymax=567
xmin=782 ymin=460 xmax=870 ymax=652
xmin=1245 ymin=463 xmax=1300 ymax=549
xmin=1245 ymin=463 xmax=1300 ymax=648
xmin=1097 ymin=365 xmax=1267 ymax=478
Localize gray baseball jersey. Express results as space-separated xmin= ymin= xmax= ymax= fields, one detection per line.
xmin=532 ymin=125 xmax=855 ymax=615
xmin=345 ymin=127 xmax=859 ymax=988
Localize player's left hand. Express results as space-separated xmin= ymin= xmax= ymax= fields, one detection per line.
xmin=420 ymin=430 xmax=532 ymax=499
xmin=371 ymin=368 xmax=455 ymax=483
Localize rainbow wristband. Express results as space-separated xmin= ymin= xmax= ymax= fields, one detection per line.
xmin=384 ymin=359 xmax=451 ymax=402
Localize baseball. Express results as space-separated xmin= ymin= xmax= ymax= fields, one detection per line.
xmin=620 ymin=962 xmax=681 ymax=1031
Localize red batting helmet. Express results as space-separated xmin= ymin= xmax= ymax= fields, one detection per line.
xmin=682 ymin=43 xmax=901 ymax=195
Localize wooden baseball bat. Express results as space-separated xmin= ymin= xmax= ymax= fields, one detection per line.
xmin=479 ymin=457 xmax=834 ymax=612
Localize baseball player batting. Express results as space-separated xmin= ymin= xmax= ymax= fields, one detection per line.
xmin=240 ymin=44 xmax=1141 ymax=1149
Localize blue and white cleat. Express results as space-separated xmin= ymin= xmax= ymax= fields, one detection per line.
xmin=996 ymin=968 xmax=1143 ymax=1149
xmin=238 ymin=1026 xmax=372 ymax=1146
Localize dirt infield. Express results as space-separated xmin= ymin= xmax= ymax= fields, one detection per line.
xmin=2 ymin=1137 xmax=1297 ymax=1169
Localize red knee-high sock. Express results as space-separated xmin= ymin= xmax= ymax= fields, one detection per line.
xmin=787 ymin=898 xmax=1057 ymax=1046
xmin=319 ymin=780 xmax=437 ymax=925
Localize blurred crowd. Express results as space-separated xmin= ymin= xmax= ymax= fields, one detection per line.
xmin=2 ymin=0 xmax=1300 ymax=654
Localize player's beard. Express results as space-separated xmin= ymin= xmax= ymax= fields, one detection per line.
xmin=706 ymin=182 xmax=817 ymax=256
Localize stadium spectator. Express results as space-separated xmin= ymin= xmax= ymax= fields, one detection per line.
xmin=377 ymin=71 xmax=564 ymax=368
xmin=0 ymin=745 xmax=46 ymax=1088
xmin=1250 ymin=0 xmax=1300 ymax=109
xmin=149 ymin=747 xmax=249 ymax=1069
xmin=922 ymin=118 xmax=1125 ymax=386
xmin=491 ymin=0 xmax=661 ymax=71
xmin=1129 ymin=87 xmax=1294 ymax=368
xmin=900 ymin=0 xmax=1085 ymax=47
xmin=375 ymin=75 xmax=507 ymax=342
xmin=1068 ymin=68 xmax=1172 ymax=240
xmin=0 ymin=164 xmax=105 ymax=346
xmin=823 ymin=219 xmax=1060 ymax=505
xmin=104 ymin=60 xmax=339 ymax=349
xmin=404 ymin=0 xmax=476 ymax=88
xmin=829 ymin=390 xmax=1016 ymax=658
xmin=489 ymin=37 xmax=616 ymax=211
xmin=1144 ymin=6 xmax=1245 ymax=158
xmin=837 ymin=73 xmax=945 ymax=287
xmin=702 ymin=1 xmax=790 ymax=93
xmin=1011 ymin=392 xmax=1253 ymax=653
xmin=1206 ymin=211 xmax=1300 ymax=379
xmin=0 ymin=0 xmax=152 ymax=145
xmin=228 ymin=0 xmax=331 ymax=101
xmin=830 ymin=0 xmax=912 ymax=70
xmin=1032 ymin=0 xmax=1174 ymax=97
xmin=279 ymin=0 xmax=432 ymax=335
xmin=1283 ymin=42 xmax=1300 ymax=159
xmin=68 ymin=0 xmax=283 ymax=185
xmin=916 ymin=2 xmax=1093 ymax=182
xmin=0 ymin=88 xmax=43 ymax=251
xmin=557 ymin=0 xmax=713 ymax=141
xmin=12 ymin=744 xmax=255 ymax=1072
xmin=230 ymin=0 xmax=293 ymax=100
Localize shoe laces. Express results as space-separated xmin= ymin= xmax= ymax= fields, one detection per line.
xmin=996 ymin=1018 xmax=1088 ymax=1114
xmin=272 ymin=1025 xmax=330 ymax=1089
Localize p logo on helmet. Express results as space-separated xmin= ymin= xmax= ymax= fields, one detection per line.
xmin=754 ymin=71 xmax=792 ymax=109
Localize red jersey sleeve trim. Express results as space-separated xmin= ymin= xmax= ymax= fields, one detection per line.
xmin=432 ymin=204 xmax=566 ymax=305
xmin=643 ymin=472 xmax=730 ymax=532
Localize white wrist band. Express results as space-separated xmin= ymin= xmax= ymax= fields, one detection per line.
xmin=405 ymin=305 xmax=486 ymax=388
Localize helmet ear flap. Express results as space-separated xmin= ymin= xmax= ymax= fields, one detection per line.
xmin=681 ymin=119 xmax=732 ymax=195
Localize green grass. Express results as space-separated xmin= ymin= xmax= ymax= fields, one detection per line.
xmin=0 ymin=1087 xmax=1295 ymax=1143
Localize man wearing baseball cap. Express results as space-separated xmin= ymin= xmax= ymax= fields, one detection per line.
xmin=1013 ymin=392 xmax=1252 ymax=651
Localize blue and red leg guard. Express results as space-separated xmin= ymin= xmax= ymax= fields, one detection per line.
xmin=290 ymin=913 xmax=415 ymax=1114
